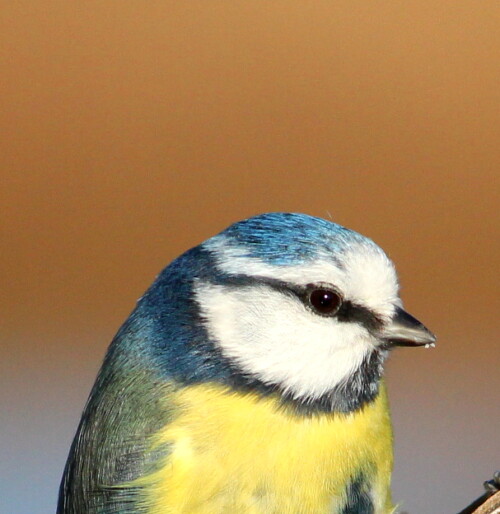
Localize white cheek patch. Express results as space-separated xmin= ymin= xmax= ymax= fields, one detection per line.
xmin=194 ymin=280 xmax=374 ymax=400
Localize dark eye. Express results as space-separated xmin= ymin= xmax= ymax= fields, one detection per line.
xmin=308 ymin=288 xmax=342 ymax=316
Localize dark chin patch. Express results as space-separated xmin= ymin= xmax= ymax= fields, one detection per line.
xmin=222 ymin=349 xmax=386 ymax=416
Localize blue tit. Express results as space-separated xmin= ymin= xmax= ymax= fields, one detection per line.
xmin=58 ymin=212 xmax=436 ymax=514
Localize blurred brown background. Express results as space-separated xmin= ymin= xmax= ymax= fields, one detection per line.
xmin=1 ymin=2 xmax=499 ymax=513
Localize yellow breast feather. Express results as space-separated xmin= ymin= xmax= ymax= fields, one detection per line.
xmin=131 ymin=382 xmax=394 ymax=514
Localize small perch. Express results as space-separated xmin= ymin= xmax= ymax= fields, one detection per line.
xmin=458 ymin=472 xmax=500 ymax=514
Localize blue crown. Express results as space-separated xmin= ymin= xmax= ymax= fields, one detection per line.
xmin=207 ymin=212 xmax=375 ymax=266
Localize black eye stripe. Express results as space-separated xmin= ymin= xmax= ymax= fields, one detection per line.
xmin=213 ymin=273 xmax=383 ymax=331
xmin=215 ymin=274 xmax=291 ymax=292
xmin=337 ymin=301 xmax=384 ymax=331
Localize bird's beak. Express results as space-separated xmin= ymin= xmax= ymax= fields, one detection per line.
xmin=381 ymin=306 xmax=436 ymax=348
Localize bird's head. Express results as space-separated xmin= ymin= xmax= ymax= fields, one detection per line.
xmin=138 ymin=213 xmax=435 ymax=413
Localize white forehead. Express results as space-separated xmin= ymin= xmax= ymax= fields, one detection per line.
xmin=207 ymin=238 xmax=400 ymax=319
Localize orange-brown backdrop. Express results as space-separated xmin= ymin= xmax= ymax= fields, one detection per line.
xmin=1 ymin=2 xmax=499 ymax=513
